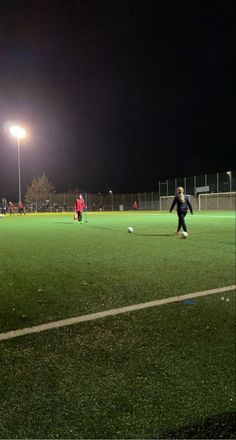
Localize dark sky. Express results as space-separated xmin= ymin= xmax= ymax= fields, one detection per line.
xmin=0 ymin=0 xmax=235 ymax=198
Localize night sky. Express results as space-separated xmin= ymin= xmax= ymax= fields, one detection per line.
xmin=0 ymin=0 xmax=235 ymax=199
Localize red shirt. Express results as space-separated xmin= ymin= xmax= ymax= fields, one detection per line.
xmin=75 ymin=198 xmax=85 ymax=212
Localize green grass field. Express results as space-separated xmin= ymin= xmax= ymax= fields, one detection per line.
xmin=0 ymin=211 xmax=235 ymax=438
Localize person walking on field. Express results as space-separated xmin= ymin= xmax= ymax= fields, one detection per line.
xmin=75 ymin=194 xmax=86 ymax=222
xmin=169 ymin=187 xmax=193 ymax=235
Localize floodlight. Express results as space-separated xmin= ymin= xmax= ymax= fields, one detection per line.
xmin=9 ymin=125 xmax=27 ymax=203
xmin=10 ymin=125 xmax=27 ymax=139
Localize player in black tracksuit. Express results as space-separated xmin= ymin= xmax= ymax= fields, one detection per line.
xmin=169 ymin=187 xmax=193 ymax=234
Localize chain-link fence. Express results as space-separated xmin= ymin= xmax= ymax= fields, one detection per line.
xmin=158 ymin=171 xmax=235 ymax=197
xmin=23 ymin=170 xmax=235 ymax=212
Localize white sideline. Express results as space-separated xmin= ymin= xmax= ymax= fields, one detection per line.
xmin=0 ymin=285 xmax=235 ymax=342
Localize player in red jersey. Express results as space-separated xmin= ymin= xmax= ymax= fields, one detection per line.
xmin=74 ymin=194 xmax=86 ymax=222
xmin=8 ymin=201 xmax=15 ymax=215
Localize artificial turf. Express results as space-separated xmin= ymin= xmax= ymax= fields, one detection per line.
xmin=0 ymin=292 xmax=235 ymax=438
xmin=0 ymin=211 xmax=235 ymax=333
xmin=0 ymin=211 xmax=235 ymax=438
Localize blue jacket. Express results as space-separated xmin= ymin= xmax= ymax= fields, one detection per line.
xmin=170 ymin=194 xmax=193 ymax=214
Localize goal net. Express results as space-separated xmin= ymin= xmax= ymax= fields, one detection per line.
xmin=199 ymin=192 xmax=236 ymax=211
xmin=160 ymin=195 xmax=196 ymax=211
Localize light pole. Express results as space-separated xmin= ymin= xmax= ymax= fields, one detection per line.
xmin=227 ymin=171 xmax=232 ymax=209
xmin=109 ymin=190 xmax=113 ymax=211
xmin=227 ymin=171 xmax=232 ymax=192
xmin=10 ymin=125 xmax=27 ymax=204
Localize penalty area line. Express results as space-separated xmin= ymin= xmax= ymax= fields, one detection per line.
xmin=0 ymin=285 xmax=235 ymax=342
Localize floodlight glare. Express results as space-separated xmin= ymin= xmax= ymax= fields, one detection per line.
xmin=109 ymin=190 xmax=113 ymax=211
xmin=10 ymin=125 xmax=27 ymax=139
xmin=9 ymin=125 xmax=27 ymax=204
xmin=226 ymin=171 xmax=231 ymax=175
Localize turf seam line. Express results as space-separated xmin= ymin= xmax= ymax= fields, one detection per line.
xmin=0 ymin=285 xmax=235 ymax=342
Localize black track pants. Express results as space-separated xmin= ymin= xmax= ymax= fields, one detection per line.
xmin=177 ymin=211 xmax=187 ymax=232
xmin=77 ymin=211 xmax=82 ymax=222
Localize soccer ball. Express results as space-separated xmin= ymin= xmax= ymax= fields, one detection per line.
xmin=181 ymin=231 xmax=188 ymax=239
xmin=128 ymin=226 xmax=134 ymax=233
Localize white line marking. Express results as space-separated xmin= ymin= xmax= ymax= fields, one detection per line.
xmin=0 ymin=285 xmax=235 ymax=342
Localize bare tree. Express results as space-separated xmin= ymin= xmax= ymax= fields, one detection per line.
xmin=25 ymin=173 xmax=54 ymax=207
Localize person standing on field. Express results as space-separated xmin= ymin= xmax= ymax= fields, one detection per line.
xmin=1 ymin=197 xmax=7 ymax=215
xmin=8 ymin=201 xmax=15 ymax=215
xmin=169 ymin=187 xmax=193 ymax=235
xmin=18 ymin=202 xmax=25 ymax=215
xmin=75 ymin=194 xmax=86 ymax=222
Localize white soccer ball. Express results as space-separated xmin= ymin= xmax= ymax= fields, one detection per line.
xmin=181 ymin=231 xmax=188 ymax=239
xmin=128 ymin=226 xmax=134 ymax=233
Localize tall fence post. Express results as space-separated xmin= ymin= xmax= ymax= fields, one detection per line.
xmin=194 ymin=176 xmax=197 ymax=195
xmin=88 ymin=193 xmax=90 ymax=210
xmin=216 ymin=173 xmax=219 ymax=210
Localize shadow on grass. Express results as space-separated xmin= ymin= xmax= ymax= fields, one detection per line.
xmin=52 ymin=221 xmax=89 ymax=225
xmin=136 ymin=233 xmax=175 ymax=237
xmin=52 ymin=221 xmax=75 ymax=224
xmin=162 ymin=411 xmax=236 ymax=439
xmin=51 ymin=223 xmax=129 ymax=232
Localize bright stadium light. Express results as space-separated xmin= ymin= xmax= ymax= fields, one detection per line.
xmin=10 ymin=125 xmax=27 ymax=140
xmin=226 ymin=171 xmax=232 ymax=192
xmin=10 ymin=125 xmax=27 ymax=203
xmin=226 ymin=171 xmax=232 ymax=209
xmin=109 ymin=190 xmax=113 ymax=211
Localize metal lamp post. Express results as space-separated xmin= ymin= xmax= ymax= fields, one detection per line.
xmin=109 ymin=190 xmax=113 ymax=211
xmin=10 ymin=126 xmax=27 ymax=203
xmin=227 ymin=171 xmax=232 ymax=192
xmin=227 ymin=171 xmax=232 ymax=209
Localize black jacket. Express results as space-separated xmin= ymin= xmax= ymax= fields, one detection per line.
xmin=170 ymin=194 xmax=193 ymax=214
